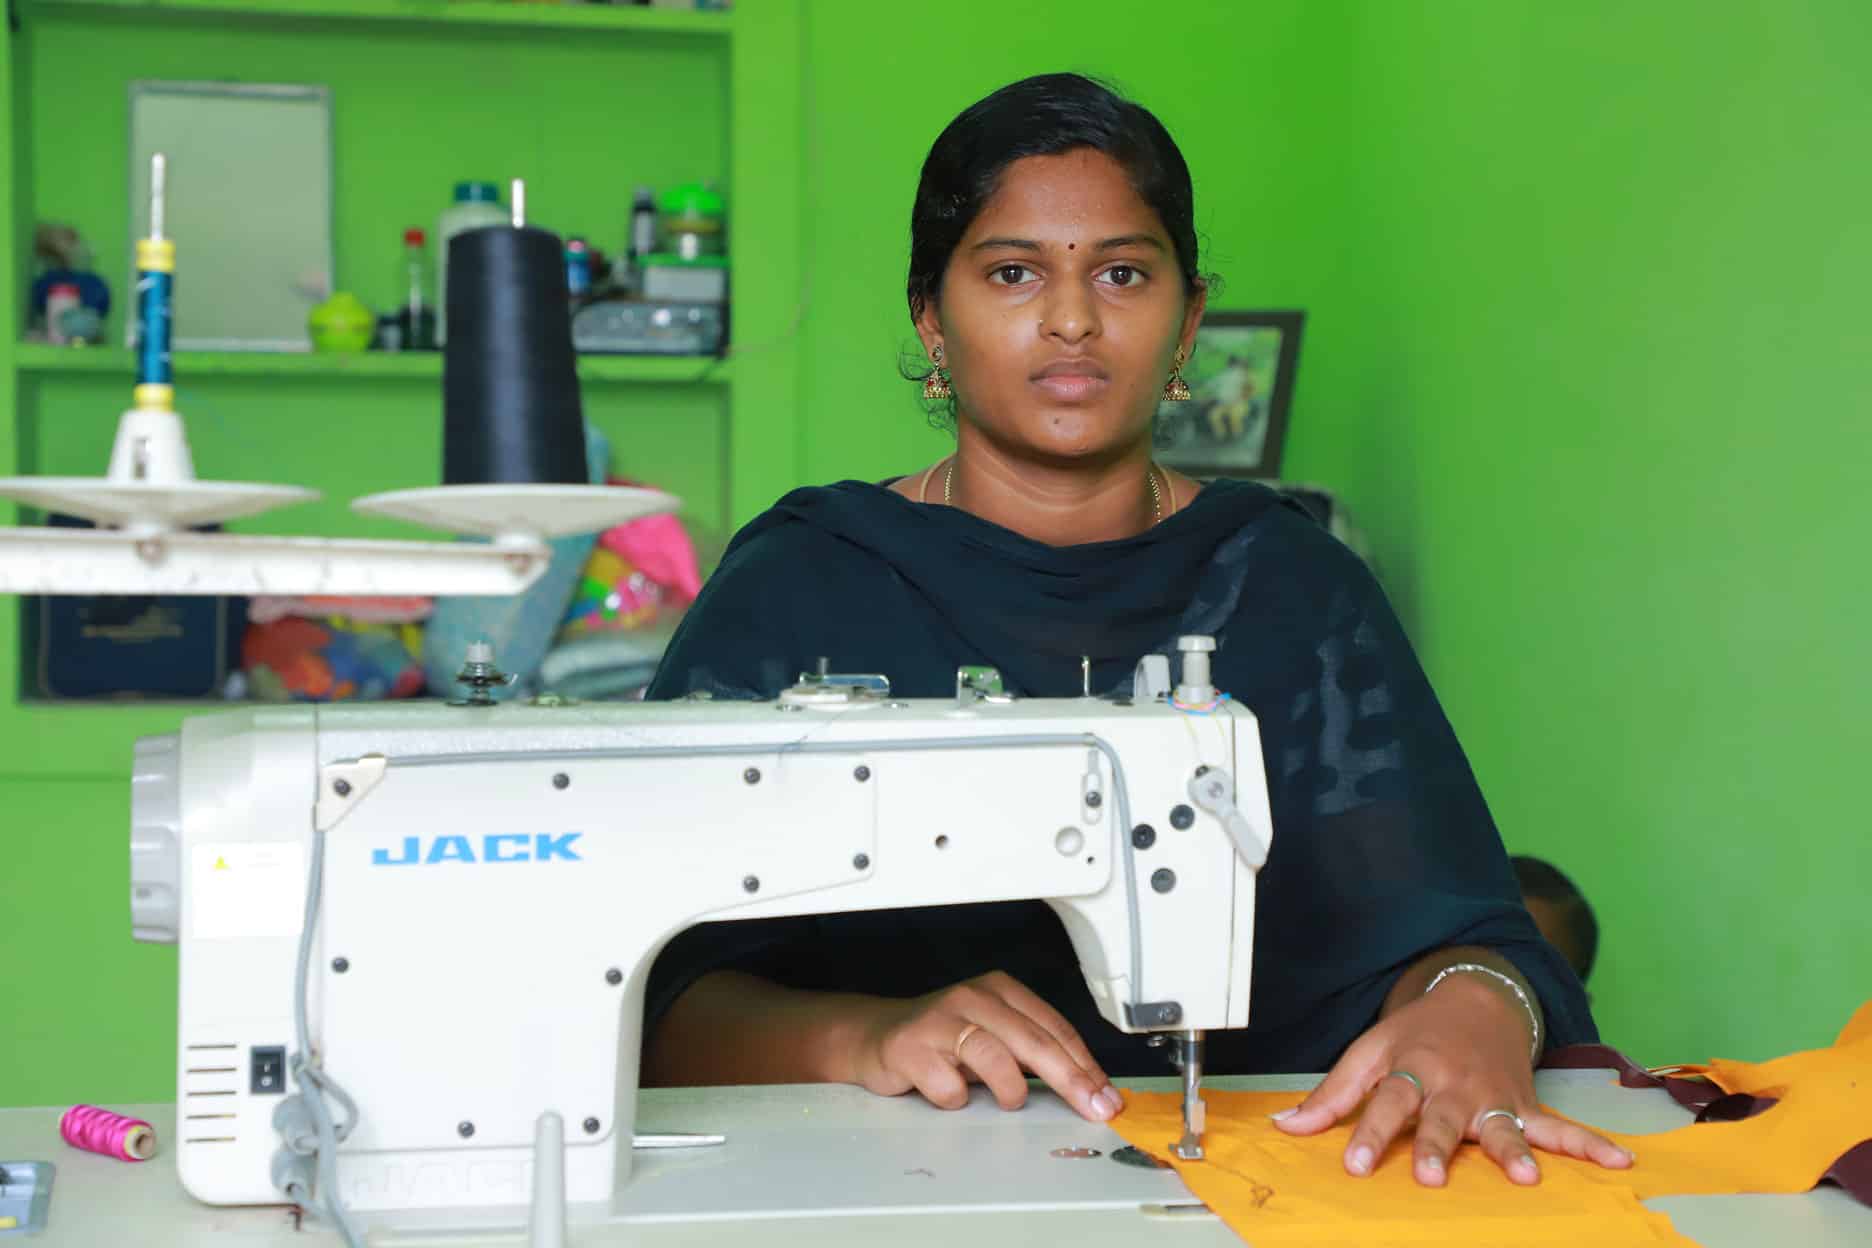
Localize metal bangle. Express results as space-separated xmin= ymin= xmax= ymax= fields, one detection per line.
xmin=1423 ymin=962 xmax=1542 ymax=1064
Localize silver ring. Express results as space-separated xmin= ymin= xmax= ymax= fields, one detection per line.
xmin=1475 ymin=1108 xmax=1526 ymax=1133
xmin=1386 ymin=1070 xmax=1425 ymax=1097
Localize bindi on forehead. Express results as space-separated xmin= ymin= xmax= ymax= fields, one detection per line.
xmin=969 ymin=151 xmax=1164 ymax=253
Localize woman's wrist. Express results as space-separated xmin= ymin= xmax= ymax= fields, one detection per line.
xmin=1423 ymin=962 xmax=1542 ymax=1063
xmin=1385 ymin=946 xmax=1546 ymax=1064
xmin=808 ymin=993 xmax=893 ymax=1086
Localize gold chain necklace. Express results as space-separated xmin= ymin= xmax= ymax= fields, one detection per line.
xmin=942 ymin=458 xmax=1167 ymax=522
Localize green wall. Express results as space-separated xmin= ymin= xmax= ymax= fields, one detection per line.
xmin=789 ymin=0 xmax=1870 ymax=1063
xmin=5 ymin=777 xmax=175 ymax=1105
xmin=3 ymin=0 xmax=1866 ymax=1109
xmin=1322 ymin=1 xmax=1872 ymax=1063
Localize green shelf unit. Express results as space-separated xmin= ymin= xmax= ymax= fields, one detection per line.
xmin=12 ymin=342 xmax=732 ymax=386
xmin=23 ymin=0 xmax=733 ymax=39
xmin=1 ymin=0 xmax=806 ymax=758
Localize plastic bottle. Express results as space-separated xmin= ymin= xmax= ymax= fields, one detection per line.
xmin=625 ymin=186 xmax=657 ymax=292
xmin=565 ymin=237 xmax=592 ymax=305
xmin=44 ymin=282 xmax=82 ymax=345
xmin=398 ymin=227 xmax=436 ymax=350
xmin=630 ymin=187 xmax=657 ymax=259
xmin=436 ymin=181 xmax=507 ymax=345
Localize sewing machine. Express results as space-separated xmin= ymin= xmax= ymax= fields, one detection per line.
xmin=128 ymin=638 xmax=1272 ymax=1238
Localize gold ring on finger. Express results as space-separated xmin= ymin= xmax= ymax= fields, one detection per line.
xmin=1475 ymin=1107 xmax=1526 ymax=1133
xmin=953 ymin=1022 xmax=984 ymax=1061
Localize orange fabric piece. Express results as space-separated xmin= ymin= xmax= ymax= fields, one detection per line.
xmin=1838 ymin=1001 xmax=1872 ymax=1046
xmin=1111 ymin=1091 xmax=1694 ymax=1246
xmin=1603 ymin=1002 xmax=1872 ymax=1199
xmin=1108 ymin=1001 xmax=1872 ymax=1248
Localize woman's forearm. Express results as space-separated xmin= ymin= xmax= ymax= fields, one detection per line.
xmin=642 ymin=970 xmax=888 ymax=1087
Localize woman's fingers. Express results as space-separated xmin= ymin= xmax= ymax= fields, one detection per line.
xmin=984 ymin=972 xmax=1110 ymax=1084
xmin=1272 ymin=1030 xmax=1390 ymax=1136
xmin=968 ymin=997 xmax=1117 ymax=1122
xmin=1338 ymin=1070 xmax=1423 ymax=1176
xmin=1524 ymin=1111 xmax=1636 ymax=1169
xmin=953 ymin=1023 xmax=1032 ymax=1111
xmin=1474 ymin=1108 xmax=1541 ymax=1185
xmin=892 ymin=1029 xmax=971 ymax=1110
xmin=1410 ymin=1097 xmax=1467 ymax=1186
xmin=873 ymin=974 xmax=1119 ymax=1122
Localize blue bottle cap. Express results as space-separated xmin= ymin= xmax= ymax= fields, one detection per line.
xmin=453 ymin=182 xmax=501 ymax=204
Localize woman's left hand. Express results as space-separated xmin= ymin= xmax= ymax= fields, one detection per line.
xmin=1271 ymin=973 xmax=1635 ymax=1186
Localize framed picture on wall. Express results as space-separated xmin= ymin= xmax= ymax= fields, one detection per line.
xmin=1152 ymin=309 xmax=1304 ymax=477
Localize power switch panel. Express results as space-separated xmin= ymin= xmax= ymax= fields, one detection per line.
xmin=250 ymin=1045 xmax=287 ymax=1095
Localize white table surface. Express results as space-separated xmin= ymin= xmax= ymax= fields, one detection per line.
xmin=2 ymin=1071 xmax=1866 ymax=1246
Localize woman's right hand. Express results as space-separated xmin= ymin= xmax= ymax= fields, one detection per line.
xmin=847 ymin=970 xmax=1124 ymax=1122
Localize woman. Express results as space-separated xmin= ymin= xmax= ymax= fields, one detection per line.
xmin=642 ymin=73 xmax=1631 ymax=1189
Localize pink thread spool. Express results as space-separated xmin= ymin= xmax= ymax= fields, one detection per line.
xmin=59 ymin=1104 xmax=158 ymax=1162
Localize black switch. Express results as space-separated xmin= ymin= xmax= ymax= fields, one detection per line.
xmin=250 ymin=1045 xmax=287 ymax=1095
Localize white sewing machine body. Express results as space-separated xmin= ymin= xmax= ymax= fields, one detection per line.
xmin=130 ymin=676 xmax=1272 ymax=1225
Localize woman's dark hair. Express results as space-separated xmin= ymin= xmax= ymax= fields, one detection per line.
xmin=907 ymin=73 xmax=1206 ymax=327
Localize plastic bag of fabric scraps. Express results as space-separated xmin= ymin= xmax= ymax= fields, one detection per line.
xmin=540 ymin=480 xmax=702 ymax=701
xmin=560 ymin=479 xmax=703 ymax=639
xmin=240 ymin=595 xmax=432 ymax=702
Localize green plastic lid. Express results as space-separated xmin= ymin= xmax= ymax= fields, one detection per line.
xmin=453 ymin=181 xmax=501 ymax=204
xmin=658 ymin=183 xmax=725 ymax=220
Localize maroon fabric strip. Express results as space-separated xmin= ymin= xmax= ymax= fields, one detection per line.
xmin=1539 ymin=1043 xmax=1871 ymax=1206
xmin=1540 ymin=1043 xmax=1727 ymax=1111
xmin=1827 ymin=1141 xmax=1872 ymax=1205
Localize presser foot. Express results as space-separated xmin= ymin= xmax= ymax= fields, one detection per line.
xmin=1171 ymin=1095 xmax=1207 ymax=1160
xmin=1170 ymin=1029 xmax=1207 ymax=1161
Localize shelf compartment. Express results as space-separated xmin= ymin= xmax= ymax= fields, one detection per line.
xmin=24 ymin=0 xmax=732 ymax=39
xmin=11 ymin=343 xmax=731 ymax=386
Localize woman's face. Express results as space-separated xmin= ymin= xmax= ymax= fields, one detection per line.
xmin=918 ymin=148 xmax=1204 ymax=464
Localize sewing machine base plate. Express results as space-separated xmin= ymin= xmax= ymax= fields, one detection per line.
xmin=352 ymin=1083 xmax=1192 ymax=1237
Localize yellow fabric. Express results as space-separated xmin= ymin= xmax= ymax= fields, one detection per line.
xmin=1835 ymin=1000 xmax=1872 ymax=1046
xmin=1112 ymin=1092 xmax=1695 ymax=1246
xmin=1603 ymin=1004 xmax=1872 ymax=1199
xmin=1108 ymin=1001 xmax=1872 ymax=1248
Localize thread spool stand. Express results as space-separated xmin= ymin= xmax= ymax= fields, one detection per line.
xmin=0 ymin=170 xmax=675 ymax=597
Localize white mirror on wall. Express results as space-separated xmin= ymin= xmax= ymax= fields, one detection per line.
xmin=127 ymin=80 xmax=334 ymax=352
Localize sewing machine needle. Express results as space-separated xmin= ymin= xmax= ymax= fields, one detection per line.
xmin=1171 ymin=1030 xmax=1207 ymax=1160
xmin=631 ymin=1132 xmax=727 ymax=1149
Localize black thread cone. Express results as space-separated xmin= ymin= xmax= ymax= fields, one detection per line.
xmin=443 ymin=225 xmax=586 ymax=485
